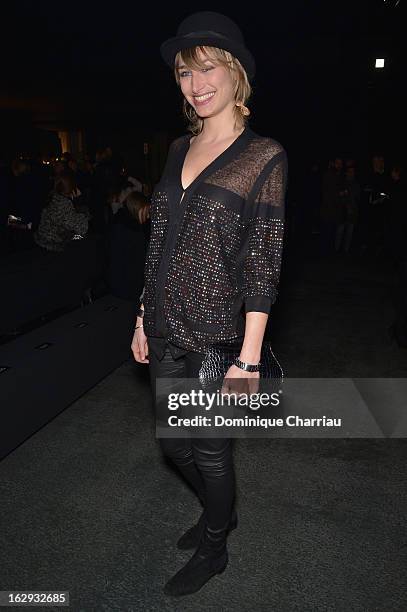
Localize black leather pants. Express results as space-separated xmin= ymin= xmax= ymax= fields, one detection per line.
xmin=148 ymin=343 xmax=236 ymax=533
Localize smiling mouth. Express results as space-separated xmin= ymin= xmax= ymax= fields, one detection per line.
xmin=193 ymin=92 xmax=216 ymax=102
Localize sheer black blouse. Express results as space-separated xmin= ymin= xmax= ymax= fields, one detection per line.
xmin=141 ymin=126 xmax=288 ymax=359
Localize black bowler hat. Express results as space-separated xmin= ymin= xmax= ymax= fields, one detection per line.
xmin=160 ymin=11 xmax=256 ymax=81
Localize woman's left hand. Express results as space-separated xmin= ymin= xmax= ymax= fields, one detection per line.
xmin=221 ymin=364 xmax=260 ymax=397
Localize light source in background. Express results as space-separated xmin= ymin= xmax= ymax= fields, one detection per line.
xmin=375 ymin=58 xmax=385 ymax=68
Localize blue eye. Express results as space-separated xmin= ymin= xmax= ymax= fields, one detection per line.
xmin=179 ymin=71 xmax=191 ymax=78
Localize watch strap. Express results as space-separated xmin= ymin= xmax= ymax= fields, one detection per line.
xmin=234 ymin=357 xmax=261 ymax=372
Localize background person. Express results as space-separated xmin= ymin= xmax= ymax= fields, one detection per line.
xmin=34 ymin=172 xmax=90 ymax=253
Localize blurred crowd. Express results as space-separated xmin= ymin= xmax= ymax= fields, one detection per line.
xmin=0 ymin=146 xmax=151 ymax=304
xmin=299 ymin=152 xmax=406 ymax=346
xmin=300 ymin=153 xmax=405 ymax=262
xmin=0 ymin=147 xmax=150 ymax=250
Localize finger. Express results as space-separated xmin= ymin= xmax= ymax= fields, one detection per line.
xmin=229 ymin=381 xmax=240 ymax=398
xmin=231 ymin=377 xmax=247 ymax=398
xmin=131 ymin=344 xmax=140 ymax=359
xmin=230 ymin=383 xmax=243 ymax=402
xmin=221 ymin=378 xmax=230 ymax=396
xmin=132 ymin=339 xmax=144 ymax=359
xmin=134 ymin=336 xmax=144 ymax=359
xmin=132 ymin=349 xmax=149 ymax=364
xmin=248 ymin=377 xmax=259 ymax=396
xmin=133 ymin=352 xmax=144 ymax=364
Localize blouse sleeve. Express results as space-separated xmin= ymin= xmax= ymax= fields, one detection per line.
xmin=241 ymin=148 xmax=288 ymax=315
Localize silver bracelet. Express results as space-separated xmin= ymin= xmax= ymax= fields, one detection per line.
xmin=134 ymin=324 xmax=144 ymax=330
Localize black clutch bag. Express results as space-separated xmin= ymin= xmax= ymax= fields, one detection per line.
xmin=198 ymin=339 xmax=284 ymax=393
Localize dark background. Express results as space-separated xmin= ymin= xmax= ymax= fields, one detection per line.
xmin=1 ymin=0 xmax=402 ymax=180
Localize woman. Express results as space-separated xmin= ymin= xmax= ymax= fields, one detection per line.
xmin=131 ymin=11 xmax=288 ymax=596
xmin=34 ymin=172 xmax=89 ymax=252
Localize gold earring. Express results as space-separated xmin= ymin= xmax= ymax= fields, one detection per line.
xmin=236 ymin=102 xmax=250 ymax=117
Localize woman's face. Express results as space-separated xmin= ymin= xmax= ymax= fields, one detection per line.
xmin=177 ymin=49 xmax=235 ymax=119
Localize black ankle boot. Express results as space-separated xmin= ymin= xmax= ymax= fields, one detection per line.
xmin=177 ymin=507 xmax=238 ymax=550
xmin=164 ymin=526 xmax=228 ymax=596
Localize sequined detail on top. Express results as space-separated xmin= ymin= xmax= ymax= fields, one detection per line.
xmin=142 ymin=190 xmax=169 ymax=326
xmin=142 ymin=126 xmax=288 ymax=353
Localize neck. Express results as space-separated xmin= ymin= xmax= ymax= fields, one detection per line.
xmin=197 ymin=105 xmax=244 ymax=144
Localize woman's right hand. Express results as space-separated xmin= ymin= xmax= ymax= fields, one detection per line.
xmin=131 ymin=316 xmax=149 ymax=363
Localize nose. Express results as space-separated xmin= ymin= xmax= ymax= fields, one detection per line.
xmin=190 ymin=70 xmax=207 ymax=94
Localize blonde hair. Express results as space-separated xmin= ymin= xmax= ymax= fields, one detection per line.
xmin=174 ymin=45 xmax=252 ymax=135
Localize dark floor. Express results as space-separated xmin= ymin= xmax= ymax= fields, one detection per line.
xmin=1 ymin=247 xmax=406 ymax=611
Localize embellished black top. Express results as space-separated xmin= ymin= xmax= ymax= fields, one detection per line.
xmin=141 ymin=125 xmax=288 ymax=359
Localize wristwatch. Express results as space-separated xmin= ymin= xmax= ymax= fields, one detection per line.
xmin=234 ymin=357 xmax=261 ymax=372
